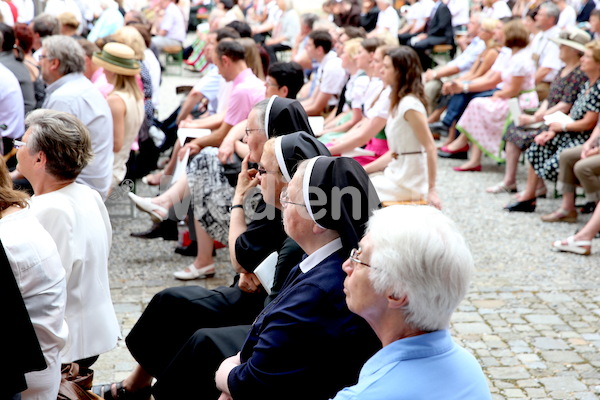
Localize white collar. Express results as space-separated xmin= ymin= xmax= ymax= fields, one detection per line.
xmin=299 ymin=237 xmax=343 ymax=273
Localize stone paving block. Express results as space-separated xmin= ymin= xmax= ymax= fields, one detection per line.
xmin=541 ymin=350 xmax=584 ymax=363
xmin=452 ymin=312 xmax=484 ymax=322
xmin=525 ymin=388 xmax=548 ymax=398
xmin=540 ymin=376 xmax=588 ymax=392
xmin=525 ymin=314 xmax=566 ymax=325
xmin=453 ymin=322 xmax=492 ymax=334
xmin=533 ymin=337 xmax=571 ymax=350
xmin=503 ymin=388 xmax=526 ymax=398
xmin=537 ymin=292 xmax=574 ymax=303
xmin=488 ymin=366 xmax=531 ymax=380
xmin=518 ymin=379 xmax=541 ymax=387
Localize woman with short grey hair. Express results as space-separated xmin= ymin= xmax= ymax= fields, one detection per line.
xmin=333 ymin=205 xmax=491 ymax=399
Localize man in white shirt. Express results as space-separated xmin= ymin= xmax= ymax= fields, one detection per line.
xmin=300 ymin=29 xmax=348 ymax=116
xmin=398 ymin=0 xmax=435 ymax=37
xmin=531 ymin=2 xmax=563 ymax=100
xmin=424 ymin=13 xmax=485 ymax=113
xmin=371 ymin=0 xmax=401 ymax=36
xmin=554 ymin=0 xmax=577 ymax=29
xmin=36 ymin=35 xmax=114 ymax=200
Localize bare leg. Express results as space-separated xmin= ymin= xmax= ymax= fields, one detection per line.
xmin=191 ymin=219 xmax=215 ymax=270
xmin=444 ymin=132 xmax=468 ymax=151
xmin=559 ymin=192 xmax=577 ymax=212
xmin=573 ymin=204 xmax=600 ymax=241
xmin=458 ymin=145 xmax=482 ymax=169
xmin=122 ymin=364 xmax=154 ymax=392
xmin=152 ymin=175 xmax=191 ymax=214
xmin=516 ymin=164 xmax=540 ymax=201
xmin=428 ymin=107 xmax=444 ymax=124
xmin=503 ymin=142 xmax=520 ymax=187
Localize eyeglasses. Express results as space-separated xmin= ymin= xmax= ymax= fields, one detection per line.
xmin=279 ymin=189 xmax=306 ymax=208
xmin=13 ymin=139 xmax=26 ymax=149
xmin=349 ymin=248 xmax=371 ymax=268
xmin=39 ymin=55 xmax=53 ymax=60
xmin=245 ymin=128 xmax=265 ymax=136
xmin=257 ymin=166 xmax=279 ymax=176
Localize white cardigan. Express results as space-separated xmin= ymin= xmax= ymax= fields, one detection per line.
xmin=30 ymin=182 xmax=121 ymax=363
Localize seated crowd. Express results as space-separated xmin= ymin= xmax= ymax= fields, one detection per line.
xmin=3 ymin=0 xmax=600 ymax=398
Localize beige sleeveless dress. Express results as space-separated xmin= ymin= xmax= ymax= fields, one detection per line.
xmin=111 ymin=90 xmax=144 ymax=190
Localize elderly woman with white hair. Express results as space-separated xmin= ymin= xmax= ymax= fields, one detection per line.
xmin=332 ymin=205 xmax=491 ymax=400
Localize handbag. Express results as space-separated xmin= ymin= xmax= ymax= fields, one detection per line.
xmin=57 ymin=363 xmax=102 ymax=400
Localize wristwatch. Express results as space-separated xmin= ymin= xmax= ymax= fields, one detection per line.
xmin=463 ymin=82 xmax=469 ymax=93
xmin=229 ymin=204 xmax=244 ymax=212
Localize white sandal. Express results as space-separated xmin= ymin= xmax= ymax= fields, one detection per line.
xmin=173 ymin=264 xmax=216 ymax=280
xmin=486 ymin=182 xmax=517 ymax=194
xmin=128 ymin=193 xmax=168 ymax=223
xmin=551 ymin=236 xmax=592 ymax=256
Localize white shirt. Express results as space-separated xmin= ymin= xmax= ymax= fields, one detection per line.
xmin=144 ymin=48 xmax=162 ymax=108
xmin=0 ymin=1 xmax=14 ymax=26
xmin=299 ymin=238 xmax=343 ymax=273
xmin=0 ymin=63 xmax=25 ymax=139
xmin=30 ymin=183 xmax=120 ymax=364
xmin=491 ymin=47 xmax=513 ymax=89
xmin=44 ymin=73 xmax=114 ymax=200
xmin=44 ymin=0 xmax=84 ymax=27
xmin=315 ymin=51 xmax=348 ymax=106
xmin=12 ymin=0 xmax=34 ymax=23
xmin=557 ymin=5 xmax=577 ymax=29
xmin=376 ymin=5 xmax=401 ymax=34
xmin=1 ymin=207 xmax=67 ymax=400
xmin=365 ymin=85 xmax=391 ymax=120
xmin=447 ymin=0 xmax=470 ymax=26
xmin=482 ymin=0 xmax=512 ymax=19
xmin=192 ymin=64 xmax=225 ymax=115
xmin=405 ymin=0 xmax=434 ymax=31
xmin=530 ymin=25 xmax=563 ymax=82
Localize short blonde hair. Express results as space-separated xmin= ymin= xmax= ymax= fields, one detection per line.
xmin=586 ymin=39 xmax=600 ymax=63
xmin=344 ymin=37 xmax=363 ymax=58
xmin=480 ymin=17 xmax=500 ymax=32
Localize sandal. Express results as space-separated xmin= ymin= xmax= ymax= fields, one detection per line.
xmin=173 ymin=263 xmax=216 ymax=280
xmin=541 ymin=208 xmax=577 ymax=223
xmin=486 ymin=182 xmax=517 ymax=194
xmin=551 ymin=236 xmax=592 ymax=255
xmin=92 ymin=382 xmax=151 ymax=400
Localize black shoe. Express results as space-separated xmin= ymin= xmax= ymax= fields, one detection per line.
xmin=504 ymin=198 xmax=536 ymax=212
xmin=131 ymin=219 xmax=178 ymax=240
xmin=579 ymin=201 xmax=597 ymax=214
xmin=429 ymin=121 xmax=449 ymax=136
xmin=174 ymin=241 xmax=198 ymax=256
xmin=437 ymin=150 xmax=468 ymax=159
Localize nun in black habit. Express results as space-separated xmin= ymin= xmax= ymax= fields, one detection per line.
xmin=94 ymin=99 xmax=329 ymax=400
xmin=214 ymin=156 xmax=382 ymax=400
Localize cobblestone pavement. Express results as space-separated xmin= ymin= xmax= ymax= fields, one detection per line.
xmin=96 ymin=67 xmax=600 ymax=399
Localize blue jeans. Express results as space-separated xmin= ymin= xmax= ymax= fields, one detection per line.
xmin=442 ymin=89 xmax=498 ymax=127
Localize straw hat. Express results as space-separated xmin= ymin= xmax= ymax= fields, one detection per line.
xmin=550 ymin=27 xmax=592 ymax=53
xmin=92 ymin=42 xmax=140 ymax=76
xmin=58 ymin=12 xmax=80 ymax=29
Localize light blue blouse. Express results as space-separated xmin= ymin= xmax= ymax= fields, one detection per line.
xmin=332 ymin=329 xmax=492 ymax=400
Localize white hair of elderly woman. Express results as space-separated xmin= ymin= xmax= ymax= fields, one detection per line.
xmin=366 ymin=205 xmax=475 ymax=332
